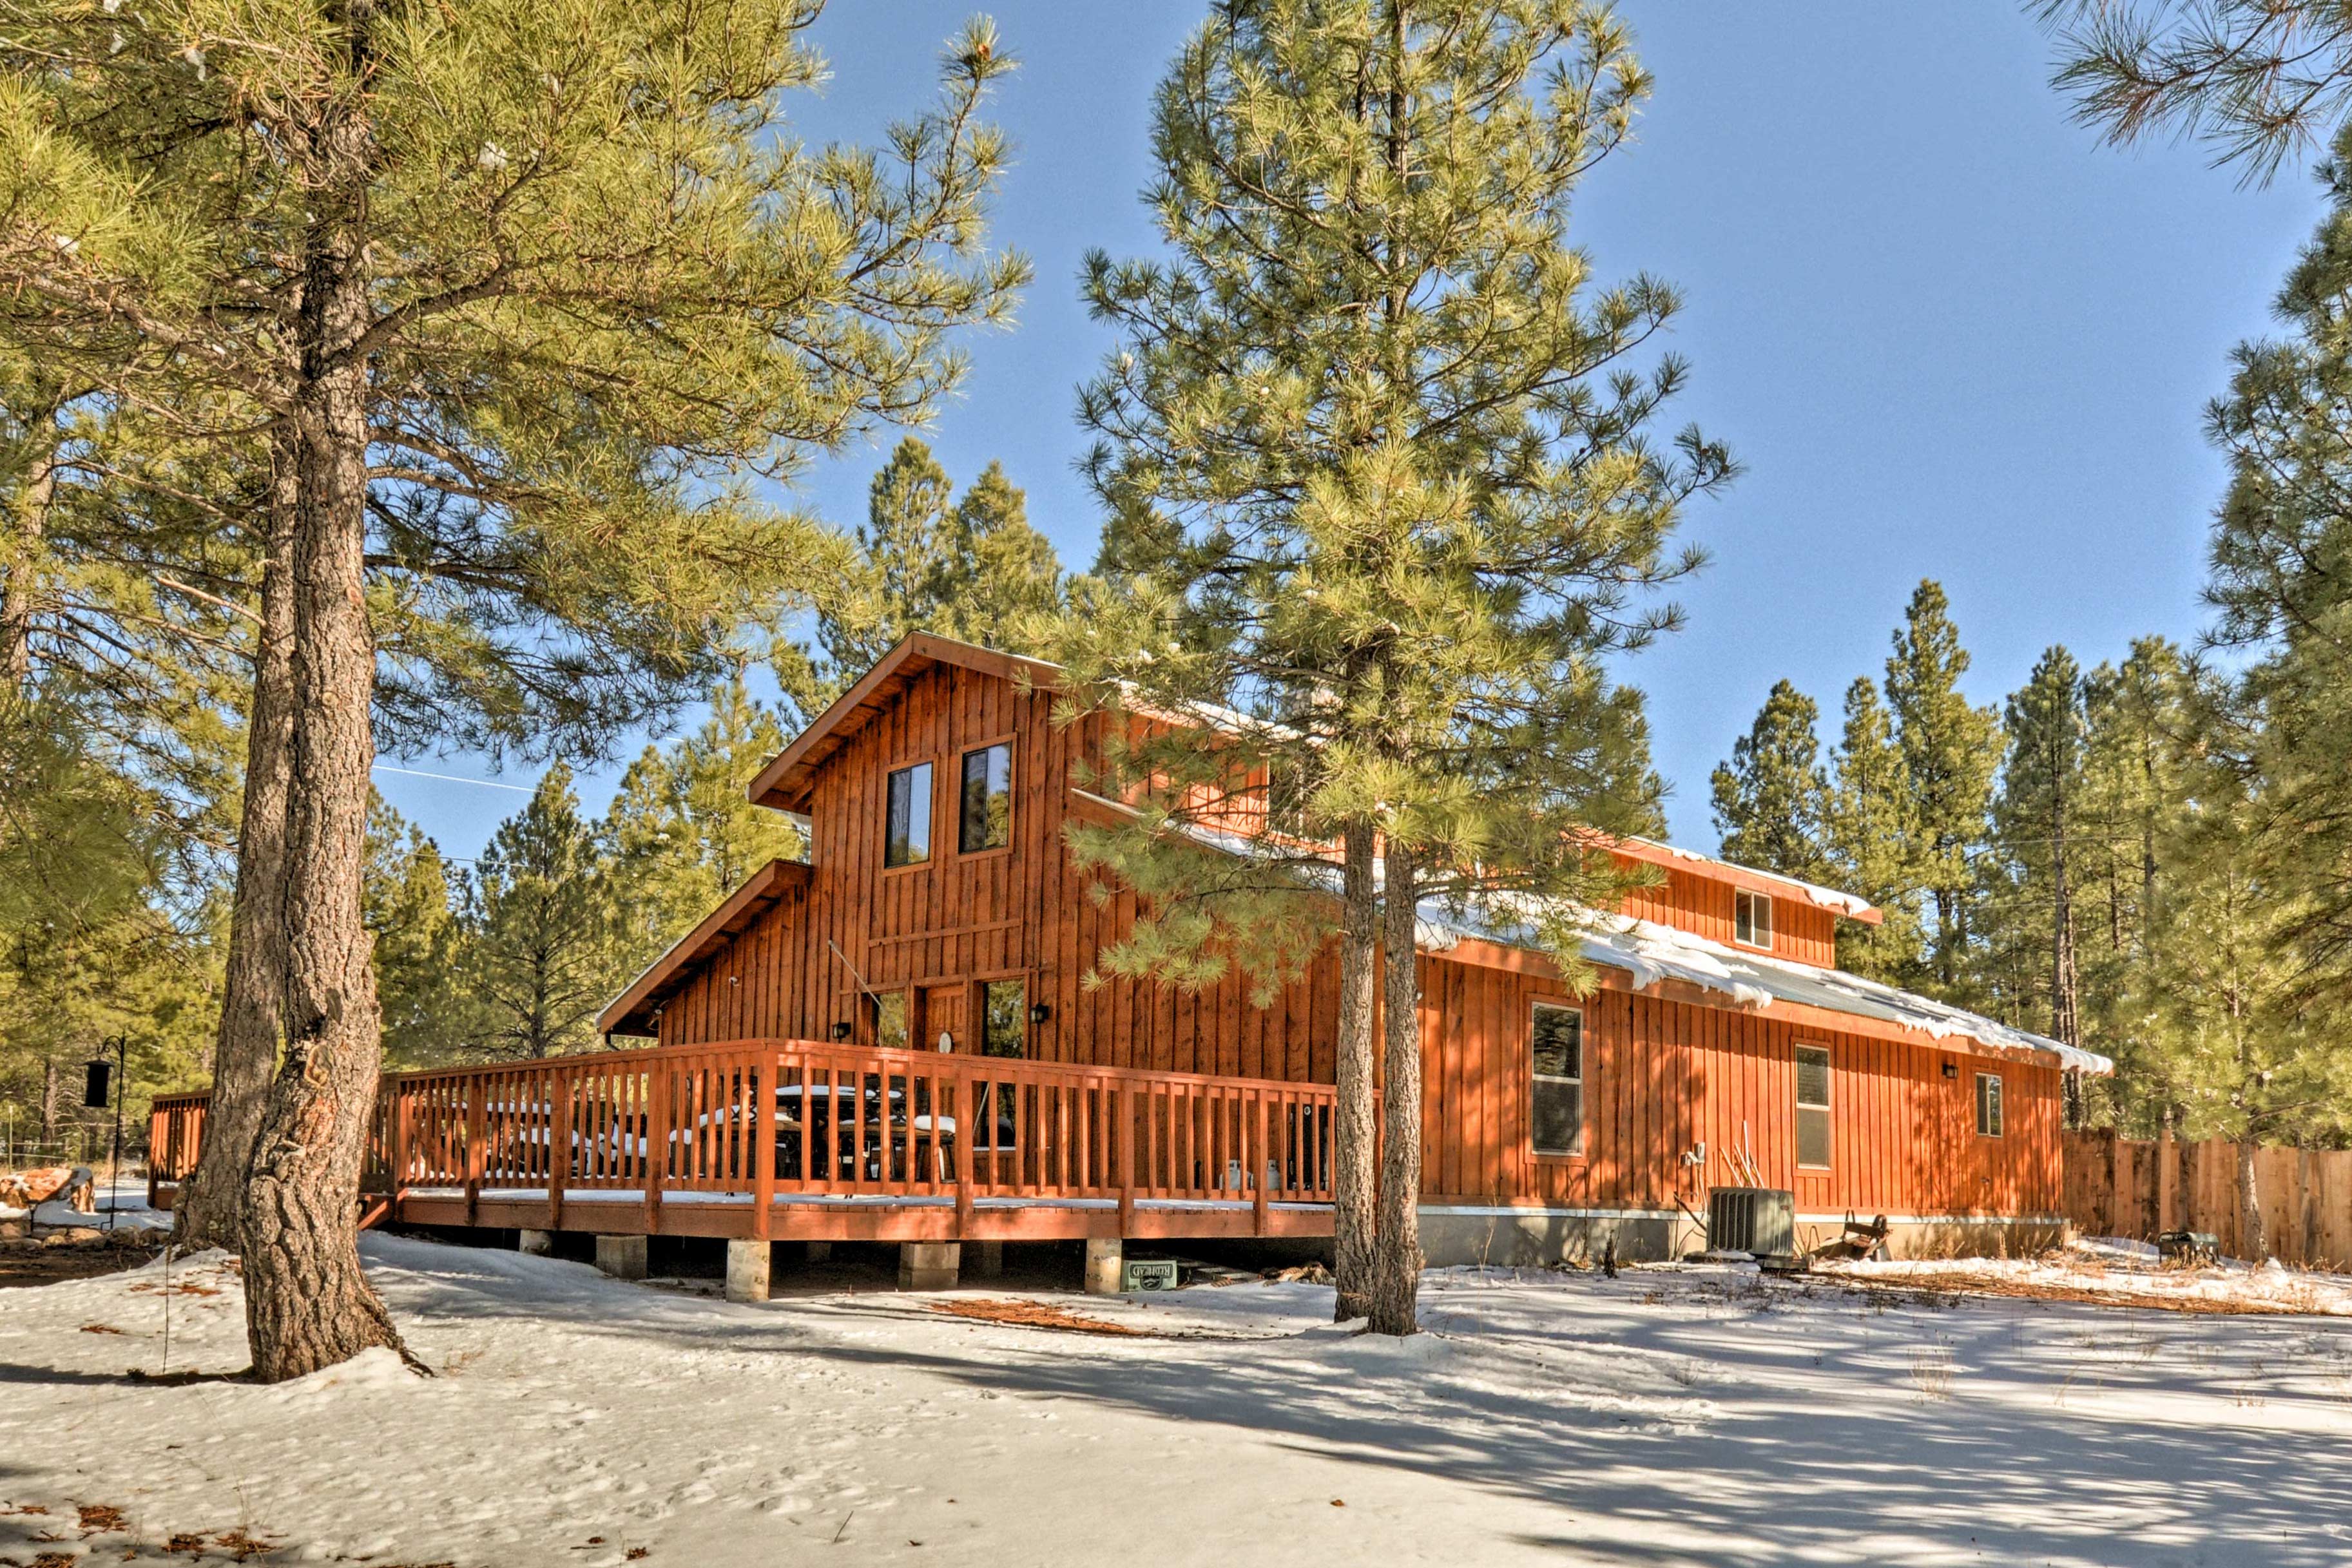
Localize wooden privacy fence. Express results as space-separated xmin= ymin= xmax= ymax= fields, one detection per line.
xmin=2061 ymin=1128 xmax=2352 ymax=1268
xmin=149 ymin=1039 xmax=1339 ymax=1238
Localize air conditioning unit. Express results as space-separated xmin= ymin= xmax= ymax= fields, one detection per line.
xmin=1121 ymin=1257 xmax=1181 ymax=1292
xmin=1708 ymin=1187 xmax=1795 ymax=1259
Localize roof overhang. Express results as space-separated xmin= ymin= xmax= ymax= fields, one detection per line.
xmin=747 ymin=634 xmax=1059 ymax=811
xmin=597 ymin=857 xmax=810 ymax=1037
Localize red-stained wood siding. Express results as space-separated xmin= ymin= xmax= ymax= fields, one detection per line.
xmin=654 ymin=660 xmax=1339 ymax=1082
xmin=1614 ymin=863 xmax=1839 ymax=967
xmin=646 ymin=651 xmax=2062 ymax=1223
xmin=1414 ymin=948 xmax=2065 ymax=1219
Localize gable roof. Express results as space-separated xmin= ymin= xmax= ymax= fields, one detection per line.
xmin=746 ymin=634 xmax=1057 ymax=811
xmin=597 ymin=857 xmax=808 ymax=1037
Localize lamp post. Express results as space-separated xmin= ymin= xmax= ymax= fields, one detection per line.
xmin=82 ymin=1035 xmax=129 ymax=1232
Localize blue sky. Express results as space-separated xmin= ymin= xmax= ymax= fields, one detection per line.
xmin=376 ymin=3 xmax=2322 ymax=863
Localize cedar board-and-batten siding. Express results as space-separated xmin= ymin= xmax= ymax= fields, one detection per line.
xmin=653 ymin=657 xmax=1345 ymax=1083
xmin=1416 ymin=953 xmax=2063 ymax=1219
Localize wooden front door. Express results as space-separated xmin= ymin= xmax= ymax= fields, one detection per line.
xmin=917 ymin=983 xmax=968 ymax=1055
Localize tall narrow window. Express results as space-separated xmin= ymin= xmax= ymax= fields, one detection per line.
xmin=1734 ymin=888 xmax=1773 ymax=948
xmin=981 ymin=979 xmax=1026 ymax=1058
xmin=871 ymin=990 xmax=909 ymax=1051
xmin=1530 ymin=1004 xmax=1584 ymax=1154
xmin=884 ymin=761 xmax=932 ymax=868
xmin=1795 ymin=1045 xmax=1831 ymax=1168
xmin=1976 ymin=1071 xmax=2005 ymax=1137
xmin=959 ymin=743 xmax=1012 ymax=853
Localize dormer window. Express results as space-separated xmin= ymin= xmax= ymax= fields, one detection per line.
xmin=884 ymin=762 xmax=932 ymax=868
xmin=959 ymin=743 xmax=1012 ymax=853
xmin=1733 ymin=888 xmax=1773 ymax=949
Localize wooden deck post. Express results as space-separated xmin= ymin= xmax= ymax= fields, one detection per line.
xmin=955 ymin=1073 xmax=977 ymax=1238
xmin=645 ymin=1061 xmax=670 ymax=1233
xmin=754 ymin=1051 xmax=776 ymax=1243
xmin=463 ymin=1079 xmax=485 ymax=1229
xmin=1117 ymin=1084 xmax=1136 ymax=1238
xmin=1251 ymin=1090 xmax=1270 ymax=1238
xmin=548 ymin=1066 xmax=571 ymax=1235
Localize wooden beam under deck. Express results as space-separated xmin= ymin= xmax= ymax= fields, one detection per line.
xmin=394 ymin=1192 xmax=1335 ymax=1244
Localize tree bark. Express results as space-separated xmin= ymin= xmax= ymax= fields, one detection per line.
xmin=175 ymin=444 xmax=297 ymax=1252
xmin=1368 ymin=839 xmax=1422 ymax=1336
xmin=240 ymin=7 xmax=414 ymax=1381
xmin=1 ymin=385 xmax=61 ymax=691
xmin=1331 ymin=819 xmax=1379 ymax=1323
xmin=2237 ymin=1136 xmax=2268 ymax=1263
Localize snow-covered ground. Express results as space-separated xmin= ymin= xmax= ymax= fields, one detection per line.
xmin=1824 ymin=1236 xmax=2352 ymax=1317
xmin=6 ymin=1237 xmax=2352 ymax=1566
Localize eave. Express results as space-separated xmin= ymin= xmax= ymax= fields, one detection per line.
xmin=597 ymin=857 xmax=809 ymax=1037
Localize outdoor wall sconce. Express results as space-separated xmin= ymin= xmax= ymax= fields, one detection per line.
xmin=831 ymin=1020 xmax=854 ymax=1041
xmin=1942 ymin=1062 xmax=1958 ymax=1079
xmin=1030 ymin=1003 xmax=1053 ymax=1025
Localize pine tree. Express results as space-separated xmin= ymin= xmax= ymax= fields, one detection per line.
xmin=1056 ymin=0 xmax=1729 ymax=1334
xmin=1821 ymin=678 xmax=1923 ymax=982
xmin=606 ymin=677 xmax=805 ymax=973
xmin=1991 ymin=647 xmax=2090 ymax=1047
xmin=1710 ymin=680 xmax=1831 ymax=882
xmin=781 ymin=439 xmax=1065 ymax=713
xmin=365 ymin=798 xmax=463 ymax=1069
xmin=2043 ymin=0 xmax=2352 ymax=185
xmin=1884 ymin=581 xmax=2000 ymax=995
xmin=0 ymin=4 xmax=1023 ymax=1377
xmin=457 ymin=767 xmax=622 ymax=1062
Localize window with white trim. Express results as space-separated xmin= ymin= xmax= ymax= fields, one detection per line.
xmin=1795 ymin=1045 xmax=1831 ymax=1168
xmin=1975 ymin=1071 xmax=2005 ymax=1137
xmin=1530 ymin=1004 xmax=1584 ymax=1155
xmin=1733 ymin=888 xmax=1773 ymax=948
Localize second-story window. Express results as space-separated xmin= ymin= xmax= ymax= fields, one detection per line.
xmin=1734 ymin=888 xmax=1773 ymax=948
xmin=885 ymin=761 xmax=932 ymax=868
xmin=959 ymin=743 xmax=1012 ymax=853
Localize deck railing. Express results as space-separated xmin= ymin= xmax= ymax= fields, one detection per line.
xmin=149 ymin=1040 xmax=1338 ymax=1235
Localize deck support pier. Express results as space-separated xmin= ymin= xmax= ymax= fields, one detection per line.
xmin=726 ymin=1239 xmax=773 ymax=1304
xmin=968 ymin=1241 xmax=1003 ymax=1279
xmin=1083 ymin=1237 xmax=1123 ymax=1295
xmin=898 ymin=1242 xmax=960 ymax=1290
xmin=518 ymin=1229 xmax=555 ymax=1257
xmin=595 ymin=1234 xmax=648 ymax=1282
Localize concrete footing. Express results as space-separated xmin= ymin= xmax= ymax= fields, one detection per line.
xmin=1083 ymin=1236 xmax=1123 ymax=1295
xmin=967 ymin=1240 xmax=1004 ymax=1279
xmin=517 ymin=1229 xmax=555 ymax=1257
xmin=594 ymin=1234 xmax=648 ymax=1281
xmin=726 ymin=1239 xmax=773 ymax=1304
xmin=899 ymin=1242 xmax=961 ymax=1290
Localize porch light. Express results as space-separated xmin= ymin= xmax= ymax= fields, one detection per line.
xmin=831 ymin=1020 xmax=854 ymax=1041
xmin=1942 ymin=1062 xmax=1958 ymax=1080
xmin=1030 ymin=1003 xmax=1052 ymax=1025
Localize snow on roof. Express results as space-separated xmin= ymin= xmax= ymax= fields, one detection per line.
xmin=1619 ymin=834 xmax=1880 ymax=920
xmin=1078 ymin=787 xmax=2106 ymax=1076
xmin=1420 ymin=892 xmax=2113 ymax=1076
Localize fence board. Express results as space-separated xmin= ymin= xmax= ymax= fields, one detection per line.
xmin=2062 ymin=1129 xmax=2352 ymax=1268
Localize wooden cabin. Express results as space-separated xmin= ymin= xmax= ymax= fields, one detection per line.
xmin=149 ymin=633 xmax=2106 ymax=1288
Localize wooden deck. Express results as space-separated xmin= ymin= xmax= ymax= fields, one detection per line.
xmin=147 ymin=1040 xmax=1340 ymax=1245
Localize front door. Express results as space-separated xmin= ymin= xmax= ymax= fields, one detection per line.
xmin=917 ymin=983 xmax=968 ymax=1055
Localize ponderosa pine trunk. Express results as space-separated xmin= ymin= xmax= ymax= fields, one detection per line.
xmin=1368 ymin=838 xmax=1422 ymax=1336
xmin=2238 ymin=1135 xmax=2268 ymax=1263
xmin=175 ymin=445 xmax=297 ymax=1252
xmin=241 ymin=7 xmax=412 ymax=1381
xmin=1 ymin=384 xmax=60 ymax=690
xmin=1331 ymin=819 xmax=1379 ymax=1323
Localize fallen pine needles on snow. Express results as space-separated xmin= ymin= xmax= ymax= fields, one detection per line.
xmin=927 ymin=1298 xmax=1142 ymax=1335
